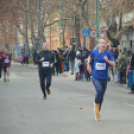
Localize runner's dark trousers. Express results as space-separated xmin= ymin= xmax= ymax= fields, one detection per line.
xmin=0 ymin=64 xmax=2 ymax=78
xmin=39 ymin=70 xmax=52 ymax=97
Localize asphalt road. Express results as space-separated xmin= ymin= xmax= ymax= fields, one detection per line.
xmin=0 ymin=64 xmax=134 ymax=134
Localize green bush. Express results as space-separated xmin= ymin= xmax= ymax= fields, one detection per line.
xmin=12 ymin=58 xmax=19 ymax=63
xmin=29 ymin=58 xmax=33 ymax=64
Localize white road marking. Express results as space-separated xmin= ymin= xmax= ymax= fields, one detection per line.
xmin=123 ymin=103 xmax=134 ymax=108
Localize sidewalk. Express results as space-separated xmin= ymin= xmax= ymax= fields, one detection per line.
xmin=12 ymin=62 xmax=128 ymax=89
xmin=12 ymin=62 xmax=38 ymax=70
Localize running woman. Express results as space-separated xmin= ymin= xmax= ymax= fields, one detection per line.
xmin=0 ymin=49 xmax=3 ymax=78
xmin=2 ymin=49 xmax=11 ymax=82
xmin=36 ymin=43 xmax=54 ymax=100
xmin=87 ymin=38 xmax=115 ymax=121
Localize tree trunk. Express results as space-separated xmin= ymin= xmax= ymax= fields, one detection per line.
xmin=74 ymin=12 xmax=81 ymax=50
xmin=25 ymin=11 xmax=30 ymax=51
xmin=34 ymin=0 xmax=46 ymax=44
xmin=78 ymin=0 xmax=95 ymax=49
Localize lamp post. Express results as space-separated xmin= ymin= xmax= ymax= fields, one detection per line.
xmin=95 ymin=0 xmax=99 ymax=44
xmin=61 ymin=0 xmax=64 ymax=49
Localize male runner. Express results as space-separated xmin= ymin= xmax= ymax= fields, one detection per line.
xmin=2 ymin=49 xmax=11 ymax=82
xmin=36 ymin=43 xmax=54 ymax=100
xmin=87 ymin=38 xmax=115 ymax=121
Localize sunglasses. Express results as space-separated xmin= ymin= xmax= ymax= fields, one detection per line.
xmin=100 ymin=42 xmax=107 ymax=45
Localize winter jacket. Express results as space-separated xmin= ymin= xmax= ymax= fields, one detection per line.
xmin=68 ymin=50 xmax=76 ymax=61
xmin=82 ymin=50 xmax=90 ymax=59
xmin=117 ymin=52 xmax=127 ymax=72
xmin=75 ymin=55 xmax=84 ymax=63
xmin=2 ymin=53 xmax=11 ymax=67
xmin=63 ymin=50 xmax=69 ymax=64
xmin=36 ymin=50 xmax=54 ymax=72
xmin=128 ymin=70 xmax=134 ymax=88
xmin=0 ymin=52 xmax=3 ymax=64
xmin=130 ymin=53 xmax=134 ymax=70
xmin=75 ymin=63 xmax=80 ymax=73
xmin=33 ymin=50 xmax=38 ymax=65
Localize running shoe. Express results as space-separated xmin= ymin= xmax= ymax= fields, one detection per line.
xmin=128 ymin=91 xmax=134 ymax=94
xmin=4 ymin=78 xmax=6 ymax=82
xmin=95 ymin=113 xmax=101 ymax=121
xmin=43 ymin=97 xmax=47 ymax=100
xmin=94 ymin=102 xmax=100 ymax=114
xmin=45 ymin=85 xmax=51 ymax=95
xmin=7 ymin=79 xmax=10 ymax=82
xmin=46 ymin=89 xmax=51 ymax=95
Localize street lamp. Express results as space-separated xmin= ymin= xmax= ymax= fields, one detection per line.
xmin=95 ymin=0 xmax=99 ymax=45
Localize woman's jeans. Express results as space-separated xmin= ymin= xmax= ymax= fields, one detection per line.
xmin=117 ymin=71 xmax=120 ymax=82
xmin=64 ymin=63 xmax=69 ymax=71
xmin=85 ymin=73 xmax=90 ymax=81
xmin=92 ymin=78 xmax=108 ymax=111
xmin=80 ymin=71 xmax=84 ymax=81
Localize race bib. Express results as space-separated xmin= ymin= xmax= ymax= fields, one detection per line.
xmin=95 ymin=63 xmax=106 ymax=70
xmin=5 ymin=58 xmax=9 ymax=63
xmin=42 ymin=61 xmax=50 ymax=67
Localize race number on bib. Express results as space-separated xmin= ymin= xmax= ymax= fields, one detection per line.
xmin=5 ymin=58 xmax=9 ymax=63
xmin=42 ymin=62 xmax=50 ymax=67
xmin=95 ymin=63 xmax=106 ymax=70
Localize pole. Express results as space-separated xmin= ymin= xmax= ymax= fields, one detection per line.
xmin=62 ymin=0 xmax=64 ymax=49
xmin=85 ymin=37 xmax=87 ymax=48
xmin=95 ymin=0 xmax=99 ymax=44
xmin=50 ymin=18 xmax=51 ymax=50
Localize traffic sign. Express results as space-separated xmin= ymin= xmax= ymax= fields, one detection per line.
xmin=82 ymin=30 xmax=90 ymax=37
xmin=18 ymin=52 xmax=21 ymax=56
xmin=99 ymin=30 xmax=107 ymax=37
xmin=38 ymin=43 xmax=42 ymax=48
xmin=90 ymin=30 xmax=96 ymax=38
xmin=94 ymin=39 xmax=97 ymax=44
xmin=17 ymin=45 xmax=21 ymax=50
xmin=26 ymin=51 xmax=30 ymax=57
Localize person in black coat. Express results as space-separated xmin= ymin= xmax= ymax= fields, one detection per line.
xmin=63 ymin=46 xmax=69 ymax=71
xmin=82 ymin=47 xmax=90 ymax=59
xmin=68 ymin=45 xmax=76 ymax=75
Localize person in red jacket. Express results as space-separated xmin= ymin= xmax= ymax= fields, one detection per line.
xmin=2 ymin=49 xmax=11 ymax=82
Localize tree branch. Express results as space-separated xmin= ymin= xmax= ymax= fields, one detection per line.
xmin=82 ymin=0 xmax=88 ymax=7
xmin=12 ymin=0 xmax=36 ymax=14
xmin=44 ymin=18 xmax=69 ymax=28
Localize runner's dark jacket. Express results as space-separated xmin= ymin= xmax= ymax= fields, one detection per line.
xmin=36 ymin=50 xmax=54 ymax=72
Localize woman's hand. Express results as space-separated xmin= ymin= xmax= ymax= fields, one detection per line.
xmin=87 ymin=64 xmax=92 ymax=73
